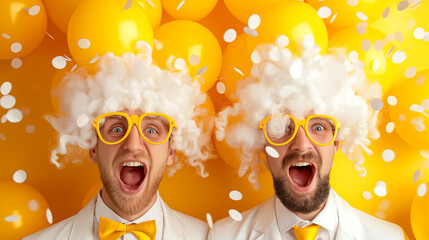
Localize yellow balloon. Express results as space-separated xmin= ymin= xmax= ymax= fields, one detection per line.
xmin=44 ymin=0 xmax=84 ymax=33
xmin=411 ymin=182 xmax=429 ymax=240
xmin=247 ymin=1 xmax=328 ymax=55
xmin=153 ymin=20 xmax=222 ymax=92
xmin=136 ymin=0 xmax=162 ymax=29
xmin=388 ymin=69 xmax=429 ymax=150
xmin=0 ymin=0 xmax=47 ymax=60
xmin=219 ymin=33 xmax=252 ymax=103
xmin=67 ymin=0 xmax=153 ymax=72
xmin=223 ymin=0 xmax=283 ymax=24
xmin=305 ymin=0 xmax=391 ymax=31
xmin=0 ymin=181 xmax=51 ymax=239
xmin=161 ymin=0 xmax=218 ymax=21
xmin=330 ymin=27 xmax=396 ymax=92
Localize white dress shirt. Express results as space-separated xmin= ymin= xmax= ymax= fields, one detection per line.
xmin=275 ymin=191 xmax=338 ymax=240
xmin=93 ymin=191 xmax=164 ymax=240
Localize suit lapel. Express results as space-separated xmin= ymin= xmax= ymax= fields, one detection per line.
xmin=250 ymin=196 xmax=282 ymax=240
xmin=160 ymin=198 xmax=185 ymax=240
xmin=331 ymin=190 xmax=361 ymax=240
xmin=69 ymin=197 xmax=97 ymax=240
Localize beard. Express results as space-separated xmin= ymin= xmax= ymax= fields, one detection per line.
xmin=273 ymin=152 xmax=331 ymax=214
xmin=99 ymin=154 xmax=166 ymax=217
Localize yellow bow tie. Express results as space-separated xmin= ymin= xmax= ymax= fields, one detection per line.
xmin=293 ymin=224 xmax=321 ymax=240
xmin=98 ymin=216 xmax=157 ymax=240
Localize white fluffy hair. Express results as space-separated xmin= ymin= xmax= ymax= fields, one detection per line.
xmin=48 ymin=51 xmax=212 ymax=177
xmin=216 ymin=44 xmax=381 ymax=187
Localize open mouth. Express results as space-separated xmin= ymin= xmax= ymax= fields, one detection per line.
xmin=119 ymin=161 xmax=146 ymax=193
xmin=288 ymin=162 xmax=316 ymax=188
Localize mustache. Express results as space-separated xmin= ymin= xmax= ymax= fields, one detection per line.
xmin=282 ymin=152 xmax=319 ymax=169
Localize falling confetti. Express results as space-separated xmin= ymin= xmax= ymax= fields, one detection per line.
xmin=356 ymin=12 xmax=368 ymax=21
xmin=386 ymin=122 xmax=395 ymax=133
xmin=348 ymin=51 xmax=359 ymax=63
xmin=244 ymin=27 xmax=258 ymax=37
xmin=362 ymin=191 xmax=372 ymax=200
xmin=374 ymin=181 xmax=387 ymax=197
xmin=216 ymin=82 xmax=225 ymax=94
xmin=372 ymin=60 xmax=380 ymax=71
xmin=415 ymin=75 xmax=426 ymax=85
xmin=382 ymin=7 xmax=390 ymax=18
xmin=197 ymin=66 xmax=207 ymax=76
xmin=382 ymin=149 xmax=395 ymax=162
xmin=46 ymin=209 xmax=53 ymax=224
xmin=176 ymin=0 xmax=185 ymax=10
xmin=251 ymin=51 xmax=261 ymax=64
xmin=229 ymin=190 xmax=243 ymax=201
xmin=347 ymin=0 xmax=358 ymax=6
xmin=397 ymin=0 xmax=409 ymax=11
xmin=28 ymin=200 xmax=40 ymax=211
xmin=4 ymin=215 xmax=20 ymax=222
xmin=373 ymin=39 xmax=384 ymax=51
xmin=28 ymin=5 xmax=41 ymax=16
xmin=206 ymin=213 xmax=213 ymax=228
xmin=387 ymin=96 xmax=397 ymax=106
xmin=25 ymin=125 xmax=35 ymax=134
xmin=11 ymin=58 xmax=22 ymax=69
xmin=189 ymin=55 xmax=200 ymax=66
xmin=330 ymin=12 xmax=337 ymax=23
xmin=174 ymin=58 xmax=186 ymax=70
xmin=276 ymin=35 xmax=289 ymax=48
xmin=52 ymin=56 xmax=68 ymax=69
xmin=317 ymin=6 xmax=331 ymax=19
xmin=370 ymin=98 xmax=384 ymax=111
xmin=413 ymin=170 xmax=421 ymax=183
xmin=1 ymin=33 xmax=11 ymax=39
xmin=228 ymin=209 xmax=242 ymax=221
xmin=233 ymin=67 xmax=244 ymax=76
xmin=392 ymin=50 xmax=406 ymax=64
xmin=124 ymin=0 xmax=132 ymax=10
xmin=11 ymin=42 xmax=22 ymax=53
xmin=13 ymin=170 xmax=27 ymax=183
xmin=78 ymin=38 xmax=91 ymax=49
xmin=361 ymin=39 xmax=371 ymax=51
xmin=1 ymin=82 xmax=12 ymax=95
xmin=1 ymin=95 xmax=16 ymax=109
xmin=417 ymin=183 xmax=427 ymax=197
xmin=413 ymin=27 xmax=426 ymax=40
xmin=223 ymin=29 xmax=237 ymax=43
xmin=265 ymin=146 xmax=279 ymax=158
xmin=405 ymin=67 xmax=417 ymax=78
xmin=7 ymin=109 xmax=23 ymax=123
xmin=248 ymin=14 xmax=261 ymax=29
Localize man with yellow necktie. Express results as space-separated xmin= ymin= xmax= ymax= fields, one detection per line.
xmin=24 ymin=51 xmax=211 ymax=240
xmin=210 ymin=45 xmax=406 ymax=240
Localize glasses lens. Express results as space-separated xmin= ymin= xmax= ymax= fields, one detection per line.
xmin=99 ymin=114 xmax=129 ymax=143
xmin=141 ymin=115 xmax=172 ymax=143
xmin=266 ymin=115 xmax=295 ymax=144
xmin=307 ymin=116 xmax=336 ymax=145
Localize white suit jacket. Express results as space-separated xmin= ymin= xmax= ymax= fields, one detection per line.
xmin=24 ymin=197 xmax=208 ymax=240
xmin=209 ymin=189 xmax=405 ymax=240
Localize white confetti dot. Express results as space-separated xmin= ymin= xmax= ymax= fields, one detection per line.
xmin=5 ymin=215 xmax=20 ymax=222
xmin=78 ymin=38 xmax=91 ymax=49
xmin=189 ymin=55 xmax=200 ymax=66
xmin=176 ymin=0 xmax=185 ymax=10
xmin=46 ymin=208 xmax=53 ymax=224
xmin=206 ymin=213 xmax=213 ymax=229
xmin=303 ymin=34 xmax=315 ymax=50
xmin=174 ymin=58 xmax=186 ymax=70
xmin=28 ymin=200 xmax=40 ymax=211
xmin=21 ymin=107 xmax=31 ymax=115
xmin=197 ymin=66 xmax=207 ymax=76
xmin=382 ymin=7 xmax=390 ymax=18
xmin=387 ymin=96 xmax=397 ymax=106
xmin=28 ymin=5 xmax=41 ymax=15
xmin=77 ymin=114 xmax=89 ymax=128
xmin=229 ymin=190 xmax=243 ymax=201
xmin=372 ymin=60 xmax=380 ymax=72
xmin=276 ymin=35 xmax=289 ymax=48
xmin=317 ymin=6 xmax=331 ymax=19
xmin=386 ymin=122 xmax=395 ymax=133
xmin=1 ymin=82 xmax=12 ymax=95
xmin=413 ymin=170 xmax=421 ymax=183
xmin=248 ymin=14 xmax=261 ymax=29
xmin=251 ymin=51 xmax=261 ymax=64
xmin=216 ymin=82 xmax=225 ymax=94
xmin=265 ymin=146 xmax=279 ymax=158
xmin=414 ymin=123 xmax=425 ymax=132
xmin=399 ymin=115 xmax=406 ymax=121
xmin=407 ymin=19 xmax=415 ymax=31
xmin=416 ymin=75 xmax=426 ymax=85
xmin=397 ymin=0 xmax=409 ymax=11
xmin=244 ymin=26 xmax=258 ymax=37
xmin=410 ymin=104 xmax=424 ymax=113
xmin=373 ymin=40 xmax=384 ymax=51
xmin=233 ymin=67 xmax=244 ymax=76
xmin=395 ymin=31 xmax=404 ymax=42
xmin=370 ymin=98 xmax=383 ymax=111
xmin=347 ymin=0 xmax=358 ymax=6
xmin=361 ymin=39 xmax=371 ymax=51
xmin=378 ymin=199 xmax=391 ymax=211
xmin=356 ymin=22 xmax=369 ymax=29
xmin=13 ymin=170 xmax=27 ymax=183
xmin=52 ymin=56 xmax=67 ymax=69
xmin=423 ymin=33 xmax=429 ymax=42
xmin=420 ymin=150 xmax=429 ymax=159
xmin=223 ymin=29 xmax=237 ymax=43
xmin=348 ymin=51 xmax=359 ymax=63
xmin=89 ymin=54 xmax=100 ymax=64
xmin=26 ymin=125 xmax=35 ymax=134
xmin=363 ymin=191 xmax=372 ymax=200
xmin=382 ymin=149 xmax=395 ymax=162
xmin=124 ymin=0 xmax=132 ymax=10
xmin=387 ymin=45 xmax=395 ymax=57
xmin=1 ymin=33 xmax=11 ymax=39
xmin=11 ymin=58 xmax=22 ymax=69
xmin=0 ymin=133 xmax=5 ymax=141
xmin=374 ymin=181 xmax=387 ymax=197
xmin=405 ymin=67 xmax=417 ymax=78
xmin=375 ymin=211 xmax=386 ymax=219
xmin=422 ymin=99 xmax=429 ymax=110
xmin=417 ymin=183 xmax=427 ymax=197
xmin=1 ymin=114 xmax=7 ymax=123
xmin=413 ymin=27 xmax=426 ymax=40
xmin=356 ymin=27 xmax=366 ymax=35
xmin=11 ymin=42 xmax=22 ymax=53
xmin=7 ymin=108 xmax=23 ymax=123
xmin=356 ymin=12 xmax=368 ymax=21
xmin=229 ymin=209 xmax=242 ymax=221
xmin=392 ymin=51 xmax=406 ymax=64
xmin=1 ymin=95 xmax=16 ymax=109
xmin=290 ymin=59 xmax=303 ymax=79
xmin=330 ymin=12 xmax=337 ymax=23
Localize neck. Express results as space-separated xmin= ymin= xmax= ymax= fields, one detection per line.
xmin=294 ymin=200 xmax=327 ymax=221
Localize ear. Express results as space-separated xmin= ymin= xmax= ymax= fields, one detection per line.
xmin=166 ymin=147 xmax=175 ymax=166
xmin=89 ymin=146 xmax=98 ymax=163
xmin=333 ymin=140 xmax=340 ymax=153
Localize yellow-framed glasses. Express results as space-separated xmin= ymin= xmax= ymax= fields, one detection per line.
xmin=92 ymin=112 xmax=176 ymax=145
xmin=259 ymin=114 xmax=341 ymax=146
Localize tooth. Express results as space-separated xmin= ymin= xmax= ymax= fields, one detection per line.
xmin=292 ymin=162 xmax=311 ymax=167
xmin=123 ymin=162 xmax=143 ymax=167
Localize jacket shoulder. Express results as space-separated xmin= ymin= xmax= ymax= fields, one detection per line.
xmin=165 ymin=207 xmax=209 ymax=240
xmin=352 ymin=208 xmax=405 ymax=239
xmin=23 ymin=215 xmax=76 ymax=240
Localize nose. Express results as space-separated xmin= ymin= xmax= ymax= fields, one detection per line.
xmin=122 ymin=125 xmax=145 ymax=152
xmin=289 ymin=126 xmax=313 ymax=152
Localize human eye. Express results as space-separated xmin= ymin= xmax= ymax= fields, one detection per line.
xmin=112 ymin=126 xmax=124 ymax=133
xmin=145 ymin=127 xmax=158 ymax=134
xmin=312 ymin=124 xmax=325 ymax=131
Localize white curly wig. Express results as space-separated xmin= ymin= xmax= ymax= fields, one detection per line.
xmin=48 ymin=50 xmax=212 ymax=177
xmin=216 ymin=44 xmax=382 ymax=187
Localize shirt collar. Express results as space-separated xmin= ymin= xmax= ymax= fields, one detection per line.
xmin=275 ymin=190 xmax=338 ymax=234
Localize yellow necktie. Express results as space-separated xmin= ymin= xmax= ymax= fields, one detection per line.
xmin=293 ymin=224 xmax=321 ymax=240
xmin=98 ymin=216 xmax=156 ymax=240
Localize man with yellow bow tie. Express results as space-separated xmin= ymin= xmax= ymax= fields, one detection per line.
xmin=24 ymin=51 xmax=211 ymax=240
xmin=210 ymin=45 xmax=407 ymax=240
